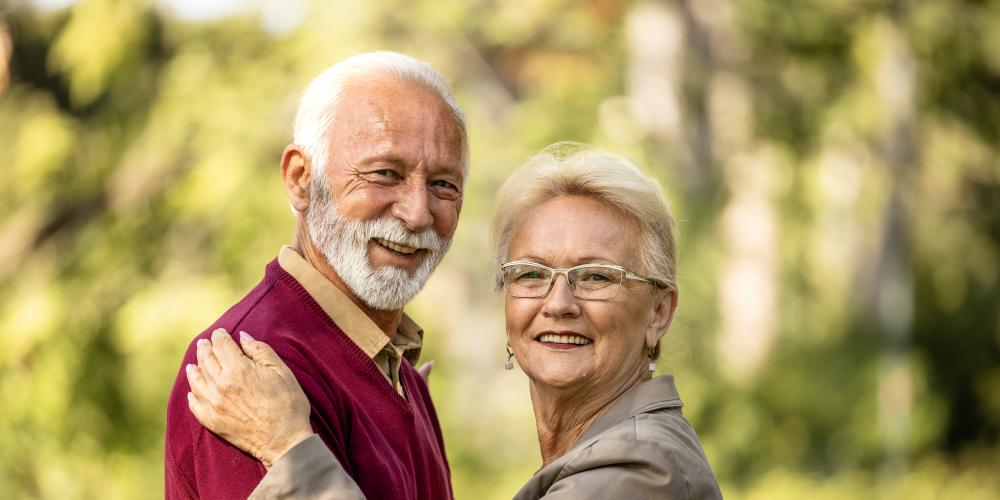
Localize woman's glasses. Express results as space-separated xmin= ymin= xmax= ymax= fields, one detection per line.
xmin=499 ymin=261 xmax=671 ymax=301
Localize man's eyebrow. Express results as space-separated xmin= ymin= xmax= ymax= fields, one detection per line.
xmin=427 ymin=162 xmax=464 ymax=178
xmin=359 ymin=153 xmax=408 ymax=167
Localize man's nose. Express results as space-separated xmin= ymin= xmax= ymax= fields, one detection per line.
xmin=391 ymin=180 xmax=434 ymax=232
xmin=541 ymin=274 xmax=581 ymax=318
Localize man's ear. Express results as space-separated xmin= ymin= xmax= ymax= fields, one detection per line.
xmin=281 ymin=145 xmax=311 ymax=214
xmin=645 ymin=288 xmax=678 ymax=349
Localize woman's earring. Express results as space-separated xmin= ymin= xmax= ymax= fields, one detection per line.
xmin=505 ymin=344 xmax=515 ymax=371
xmin=647 ymin=347 xmax=657 ymax=373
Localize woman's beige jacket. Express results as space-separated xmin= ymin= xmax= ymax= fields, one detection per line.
xmin=512 ymin=375 xmax=722 ymax=499
xmin=250 ymin=375 xmax=722 ymax=499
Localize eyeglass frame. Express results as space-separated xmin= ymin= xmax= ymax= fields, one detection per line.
xmin=499 ymin=260 xmax=674 ymax=301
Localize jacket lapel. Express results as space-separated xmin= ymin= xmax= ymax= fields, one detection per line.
xmin=572 ymin=375 xmax=684 ymax=448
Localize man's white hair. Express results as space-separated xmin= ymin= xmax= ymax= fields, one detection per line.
xmin=292 ymin=51 xmax=468 ymax=178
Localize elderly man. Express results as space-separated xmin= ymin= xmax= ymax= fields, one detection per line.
xmin=164 ymin=52 xmax=467 ymax=499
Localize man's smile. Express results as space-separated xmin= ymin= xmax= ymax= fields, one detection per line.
xmin=373 ymin=237 xmax=419 ymax=255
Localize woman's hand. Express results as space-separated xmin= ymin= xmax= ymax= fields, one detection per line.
xmin=186 ymin=328 xmax=313 ymax=468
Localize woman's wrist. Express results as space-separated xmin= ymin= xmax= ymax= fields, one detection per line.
xmin=261 ymin=429 xmax=316 ymax=469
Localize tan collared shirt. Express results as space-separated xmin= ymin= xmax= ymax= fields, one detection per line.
xmin=278 ymin=246 xmax=423 ymax=396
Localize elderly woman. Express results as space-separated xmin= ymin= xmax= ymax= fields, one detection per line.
xmin=186 ymin=144 xmax=722 ymax=499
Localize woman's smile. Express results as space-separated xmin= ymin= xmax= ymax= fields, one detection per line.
xmin=535 ymin=331 xmax=593 ymax=349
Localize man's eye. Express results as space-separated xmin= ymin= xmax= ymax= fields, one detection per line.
xmin=364 ymin=169 xmax=403 ymax=184
xmin=374 ymin=170 xmax=401 ymax=179
xmin=429 ymin=180 xmax=458 ymax=191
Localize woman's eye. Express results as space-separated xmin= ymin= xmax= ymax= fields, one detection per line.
xmin=517 ymin=271 xmax=545 ymax=280
xmin=580 ymin=272 xmax=612 ymax=282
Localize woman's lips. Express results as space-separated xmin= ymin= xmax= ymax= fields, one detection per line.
xmin=535 ymin=332 xmax=592 ymax=349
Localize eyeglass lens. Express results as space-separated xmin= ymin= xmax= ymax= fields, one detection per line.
xmin=502 ymin=264 xmax=625 ymax=300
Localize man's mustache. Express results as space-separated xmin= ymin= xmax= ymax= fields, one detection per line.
xmin=355 ymin=218 xmax=446 ymax=253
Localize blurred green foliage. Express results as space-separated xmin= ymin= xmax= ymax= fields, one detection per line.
xmin=1 ymin=0 xmax=999 ymax=499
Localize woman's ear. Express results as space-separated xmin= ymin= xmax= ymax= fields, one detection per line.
xmin=645 ymin=288 xmax=678 ymax=349
xmin=281 ymin=144 xmax=312 ymax=214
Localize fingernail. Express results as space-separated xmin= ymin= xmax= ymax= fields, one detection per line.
xmin=197 ymin=338 xmax=208 ymax=347
xmin=239 ymin=331 xmax=254 ymax=342
xmin=186 ymin=363 xmax=194 ymax=373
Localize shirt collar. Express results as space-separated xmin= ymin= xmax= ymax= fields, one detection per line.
xmin=394 ymin=314 xmax=424 ymax=364
xmin=574 ymin=375 xmax=684 ymax=446
xmin=277 ymin=245 xmax=423 ymax=364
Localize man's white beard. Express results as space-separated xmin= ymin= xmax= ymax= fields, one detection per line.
xmin=305 ymin=177 xmax=450 ymax=311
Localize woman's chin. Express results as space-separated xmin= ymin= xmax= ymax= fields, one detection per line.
xmin=525 ymin=365 xmax=592 ymax=391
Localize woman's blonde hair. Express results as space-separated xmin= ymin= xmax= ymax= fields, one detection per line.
xmin=491 ymin=142 xmax=678 ymax=295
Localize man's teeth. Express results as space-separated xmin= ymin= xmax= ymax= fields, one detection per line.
xmin=538 ymin=334 xmax=592 ymax=345
xmin=375 ymin=238 xmax=418 ymax=255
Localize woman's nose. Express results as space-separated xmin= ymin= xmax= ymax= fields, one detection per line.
xmin=541 ymin=274 xmax=581 ymax=318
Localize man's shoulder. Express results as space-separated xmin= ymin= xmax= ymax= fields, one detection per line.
xmin=177 ymin=258 xmax=319 ymax=358
xmin=166 ymin=261 xmax=287 ymax=401
xmin=209 ymin=260 xmax=287 ymax=332
xmin=163 ymin=260 xmax=301 ymax=498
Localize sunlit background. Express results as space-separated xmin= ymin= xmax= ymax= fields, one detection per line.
xmin=2 ymin=0 xmax=999 ymax=498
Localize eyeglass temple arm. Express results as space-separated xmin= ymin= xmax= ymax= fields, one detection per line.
xmin=625 ymin=271 xmax=674 ymax=290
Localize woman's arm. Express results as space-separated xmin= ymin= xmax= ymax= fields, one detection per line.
xmin=248 ymin=434 xmax=366 ymax=500
xmin=186 ymin=329 xmax=365 ymax=499
xmin=528 ymin=438 xmax=722 ymax=500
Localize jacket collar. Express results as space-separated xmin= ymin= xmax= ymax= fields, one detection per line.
xmin=573 ymin=375 xmax=684 ymax=447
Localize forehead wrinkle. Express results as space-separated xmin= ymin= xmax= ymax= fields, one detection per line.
xmin=345 ymin=79 xmax=455 ymax=133
xmin=417 ymin=112 xmax=465 ymax=172
xmin=342 ymin=118 xmax=425 ymax=165
xmin=518 ymin=254 xmax=625 ymax=269
xmin=347 ymin=111 xmax=460 ymax=169
xmin=337 ymin=84 xmax=411 ymax=147
xmin=334 ymin=77 xmax=464 ymax=171
xmin=511 ymin=238 xmax=613 ymax=268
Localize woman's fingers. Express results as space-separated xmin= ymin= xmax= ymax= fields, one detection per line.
xmin=186 ymin=363 xmax=220 ymax=405
xmin=185 ymin=363 xmax=202 ymax=392
xmin=185 ymin=329 xmax=315 ymax=467
xmin=196 ymin=332 xmax=223 ymax=377
xmin=211 ymin=328 xmax=250 ymax=371
xmin=187 ymin=389 xmax=231 ymax=440
xmin=238 ymin=331 xmax=285 ymax=370
xmin=187 ymin=390 xmax=210 ymax=428
xmin=417 ymin=361 xmax=434 ymax=382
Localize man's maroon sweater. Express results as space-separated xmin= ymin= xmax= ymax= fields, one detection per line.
xmin=164 ymin=259 xmax=453 ymax=499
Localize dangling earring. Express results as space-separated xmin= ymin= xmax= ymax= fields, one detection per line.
xmin=647 ymin=347 xmax=657 ymax=373
xmin=505 ymin=344 xmax=515 ymax=371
